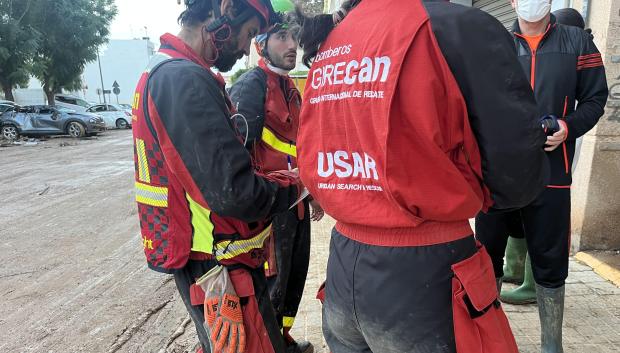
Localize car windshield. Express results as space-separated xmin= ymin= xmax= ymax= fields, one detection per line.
xmin=74 ymin=98 xmax=91 ymax=108
xmin=57 ymin=96 xmax=90 ymax=108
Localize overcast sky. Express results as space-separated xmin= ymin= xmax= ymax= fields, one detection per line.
xmin=110 ymin=0 xmax=184 ymax=41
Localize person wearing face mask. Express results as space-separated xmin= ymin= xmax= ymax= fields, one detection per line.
xmin=475 ymin=2 xmax=608 ymax=352
xmin=228 ymin=2 xmax=321 ymax=353
xmin=130 ymin=0 xmax=304 ymax=352
xmin=499 ymin=7 xmax=594 ymax=307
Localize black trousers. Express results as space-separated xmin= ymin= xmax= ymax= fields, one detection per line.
xmin=267 ymin=201 xmax=311 ymax=329
xmin=323 ymin=228 xmax=478 ymax=353
xmin=475 ymin=187 xmax=571 ymax=288
xmin=174 ymin=259 xmax=286 ymax=352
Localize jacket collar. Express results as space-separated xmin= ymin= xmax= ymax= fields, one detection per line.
xmin=158 ymin=33 xmax=227 ymax=87
xmin=512 ymin=13 xmax=557 ymax=39
xmin=258 ymin=59 xmax=291 ymax=77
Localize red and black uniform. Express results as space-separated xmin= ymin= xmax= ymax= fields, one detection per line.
xmin=229 ymin=59 xmax=311 ymax=341
xmin=297 ymin=0 xmax=548 ymax=352
xmin=132 ymin=34 xmax=298 ymax=353
xmin=476 ymin=15 xmax=608 ymax=289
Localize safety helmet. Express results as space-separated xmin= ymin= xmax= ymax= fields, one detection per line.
xmin=184 ymin=0 xmax=276 ymax=33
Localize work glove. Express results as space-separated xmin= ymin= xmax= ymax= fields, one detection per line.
xmin=196 ymin=265 xmax=246 ymax=353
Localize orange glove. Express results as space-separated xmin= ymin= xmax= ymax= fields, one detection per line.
xmin=197 ymin=266 xmax=246 ymax=353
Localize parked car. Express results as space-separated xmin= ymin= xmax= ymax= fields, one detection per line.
xmin=86 ymin=103 xmax=132 ymax=129
xmin=0 ymin=105 xmax=105 ymax=140
xmin=119 ymin=103 xmax=133 ymax=111
xmin=54 ymin=94 xmax=92 ymax=112
xmin=0 ymin=101 xmax=16 ymax=117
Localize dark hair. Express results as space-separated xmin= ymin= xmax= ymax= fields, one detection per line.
xmin=552 ymin=8 xmax=585 ymax=29
xmin=295 ymin=0 xmax=360 ymax=68
xmin=178 ymin=0 xmax=214 ymax=27
xmin=177 ymin=0 xmax=249 ymax=28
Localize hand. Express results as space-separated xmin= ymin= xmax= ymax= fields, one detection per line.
xmin=309 ymin=199 xmax=324 ymax=221
xmin=545 ymin=121 xmax=567 ymax=152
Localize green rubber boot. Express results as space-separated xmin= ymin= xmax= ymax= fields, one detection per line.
xmin=501 ymin=253 xmax=537 ymax=304
xmin=502 ymin=237 xmax=527 ymax=284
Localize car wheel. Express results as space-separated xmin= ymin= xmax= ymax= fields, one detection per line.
xmin=116 ymin=118 xmax=129 ymax=129
xmin=67 ymin=122 xmax=86 ymax=138
xmin=1 ymin=125 xmax=19 ymax=140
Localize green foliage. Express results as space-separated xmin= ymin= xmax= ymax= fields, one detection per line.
xmin=29 ymin=0 xmax=117 ymax=104
xmin=0 ymin=0 xmax=40 ymax=101
xmin=298 ymin=0 xmax=325 ymax=15
xmin=230 ymin=67 xmax=253 ymax=84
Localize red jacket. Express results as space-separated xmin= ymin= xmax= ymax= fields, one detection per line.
xmin=297 ymin=0 xmax=548 ymax=247
xmin=230 ymin=59 xmax=301 ymax=173
xmin=132 ymin=34 xmax=297 ymax=273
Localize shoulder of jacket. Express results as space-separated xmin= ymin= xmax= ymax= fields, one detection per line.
xmin=238 ymin=67 xmax=268 ymax=85
xmin=150 ymin=60 xmax=219 ymax=88
xmin=425 ymin=1 xmax=498 ymax=26
xmin=554 ymin=24 xmax=593 ymax=53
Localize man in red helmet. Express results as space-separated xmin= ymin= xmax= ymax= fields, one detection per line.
xmin=229 ymin=7 xmax=321 ymax=353
xmin=130 ymin=0 xmax=300 ymax=352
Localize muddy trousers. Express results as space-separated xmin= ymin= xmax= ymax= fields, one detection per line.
xmin=323 ymin=228 xmax=485 ymax=353
xmin=475 ymin=187 xmax=571 ymax=289
xmin=174 ymin=259 xmax=287 ymax=353
xmin=267 ymin=204 xmax=311 ymax=330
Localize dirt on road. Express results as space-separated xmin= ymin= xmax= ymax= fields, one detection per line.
xmin=0 ymin=130 xmax=199 ymax=353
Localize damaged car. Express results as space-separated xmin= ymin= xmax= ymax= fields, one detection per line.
xmin=0 ymin=105 xmax=105 ymax=140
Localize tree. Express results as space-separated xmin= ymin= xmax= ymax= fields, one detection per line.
xmin=297 ymin=0 xmax=324 ymax=15
xmin=0 ymin=0 xmax=40 ymax=101
xmin=229 ymin=67 xmax=253 ymax=84
xmin=30 ymin=0 xmax=117 ymax=105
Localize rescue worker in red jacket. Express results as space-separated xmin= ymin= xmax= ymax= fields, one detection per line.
xmin=229 ymin=6 xmax=322 ymax=353
xmin=131 ymin=0 xmax=302 ymax=352
xmin=475 ymin=1 xmax=608 ymax=352
xmin=294 ymin=0 xmax=549 ymax=352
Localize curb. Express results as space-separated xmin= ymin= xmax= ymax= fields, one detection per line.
xmin=575 ymin=252 xmax=620 ymax=287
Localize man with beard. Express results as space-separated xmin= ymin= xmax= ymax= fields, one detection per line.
xmin=229 ymin=3 xmax=322 ymax=352
xmin=130 ymin=0 xmax=302 ymax=352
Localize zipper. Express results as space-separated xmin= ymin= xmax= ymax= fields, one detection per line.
xmin=530 ymin=50 xmax=537 ymax=89
xmin=514 ymin=23 xmax=554 ymax=90
xmin=562 ymin=96 xmax=569 ymax=174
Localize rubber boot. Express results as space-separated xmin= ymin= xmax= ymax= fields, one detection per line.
xmin=502 ymin=237 xmax=527 ymax=284
xmin=501 ymin=253 xmax=537 ymax=304
xmin=536 ymin=284 xmax=565 ymax=353
xmin=284 ymin=327 xmax=314 ymax=353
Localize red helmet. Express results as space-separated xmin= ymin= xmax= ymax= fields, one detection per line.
xmin=204 ymin=0 xmax=275 ymax=33
xmin=246 ymin=0 xmax=275 ymax=31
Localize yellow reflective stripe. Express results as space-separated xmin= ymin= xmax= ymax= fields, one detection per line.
xmin=264 ymin=261 xmax=269 ymax=270
xmin=214 ymin=225 xmax=272 ymax=261
xmin=135 ymin=182 xmax=168 ymax=207
xmin=135 ymin=138 xmax=151 ymax=183
xmin=132 ymin=93 xmax=141 ymax=110
xmin=283 ymin=316 xmax=295 ymax=328
xmin=261 ymin=128 xmax=297 ymax=158
xmin=187 ymin=194 xmax=215 ymax=254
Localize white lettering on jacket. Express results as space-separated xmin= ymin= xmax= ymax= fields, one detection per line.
xmin=317 ymin=151 xmax=379 ymax=180
xmin=311 ymin=56 xmax=391 ymax=90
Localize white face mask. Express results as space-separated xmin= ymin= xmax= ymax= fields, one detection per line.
xmin=516 ymin=0 xmax=551 ymax=23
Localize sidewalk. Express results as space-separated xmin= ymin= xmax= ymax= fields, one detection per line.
xmin=291 ymin=217 xmax=620 ymax=353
